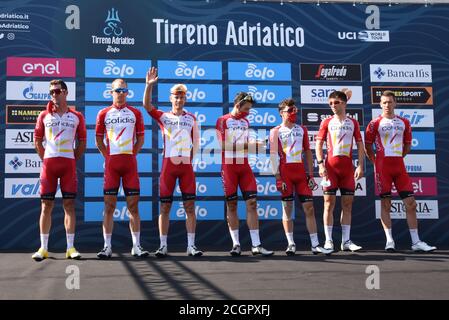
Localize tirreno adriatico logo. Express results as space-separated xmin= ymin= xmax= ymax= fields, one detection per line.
xmin=91 ymin=7 xmax=135 ymax=54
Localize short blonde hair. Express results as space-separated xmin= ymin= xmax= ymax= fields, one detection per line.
xmin=170 ymin=84 xmax=187 ymax=94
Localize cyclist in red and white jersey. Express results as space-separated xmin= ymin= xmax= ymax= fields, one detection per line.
xmin=32 ymin=79 xmax=86 ymax=261
xmin=216 ymin=92 xmax=273 ymax=257
xmin=365 ymin=90 xmax=436 ymax=252
xmin=316 ymin=91 xmax=364 ymax=253
xmin=143 ymin=67 xmax=203 ymax=257
xmin=270 ymin=98 xmax=332 ymax=256
xmin=96 ymin=78 xmax=149 ymax=259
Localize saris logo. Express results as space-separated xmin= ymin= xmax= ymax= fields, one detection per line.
xmin=91 ymin=8 xmax=135 ymax=53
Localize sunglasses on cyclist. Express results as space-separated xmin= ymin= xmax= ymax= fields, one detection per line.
xmin=329 ymin=100 xmax=342 ymax=106
xmin=112 ymin=88 xmax=129 ymax=94
xmin=49 ymin=88 xmax=66 ymax=95
xmin=237 ymin=93 xmax=255 ymax=105
xmin=281 ymin=106 xmax=297 ymax=113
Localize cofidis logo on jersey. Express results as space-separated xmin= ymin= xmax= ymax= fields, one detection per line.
xmin=228 ymin=62 xmax=291 ymax=81
xmin=229 ymin=85 xmax=291 ymax=104
xmin=158 ymin=83 xmax=223 ymax=103
xmin=85 ymin=59 xmax=150 ymax=78
xmin=7 ymin=57 xmax=76 ymax=77
xmin=370 ymin=64 xmax=432 ymax=83
xmin=158 ymin=60 xmax=222 ymax=80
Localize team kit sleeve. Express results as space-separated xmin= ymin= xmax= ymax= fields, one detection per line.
xmin=148 ymin=108 xmax=164 ymax=120
xmin=302 ymin=125 xmax=311 ymax=151
xmin=76 ymin=111 xmax=87 ymax=141
xmin=135 ymin=108 xmax=145 ymax=137
xmin=403 ymin=118 xmax=412 ymax=145
xmin=316 ymin=118 xmax=328 ymax=141
xmin=95 ymin=109 xmax=106 ymax=137
xmin=365 ymin=119 xmax=377 ymax=145
xmin=352 ymin=119 xmax=363 ymax=142
xmin=34 ymin=110 xmax=46 ymax=140
xmin=215 ymin=116 xmax=226 ymax=148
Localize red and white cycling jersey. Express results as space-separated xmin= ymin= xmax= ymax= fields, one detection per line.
xmin=149 ymin=109 xmax=197 ymax=158
xmin=34 ymin=109 xmax=86 ymax=159
xmin=365 ymin=115 xmax=412 ymax=159
xmin=270 ymin=124 xmax=310 ymax=164
xmin=216 ymin=113 xmax=250 ymax=161
xmin=95 ymin=104 xmax=144 ymax=155
xmin=316 ymin=116 xmax=362 ymax=159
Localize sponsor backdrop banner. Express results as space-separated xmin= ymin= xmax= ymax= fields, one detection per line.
xmin=0 ymin=0 xmax=448 ymax=249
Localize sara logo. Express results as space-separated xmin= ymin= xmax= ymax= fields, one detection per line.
xmin=103 ymin=60 xmax=134 ymax=77
xmin=176 ymin=203 xmax=208 ymax=218
xmin=245 ymin=63 xmax=275 ymax=80
xmin=176 ymin=182 xmax=207 ymax=194
xmin=256 ymin=179 xmax=277 ymax=195
xmin=257 ymin=203 xmax=279 ymax=219
xmin=247 ymin=109 xmax=276 ymax=125
xmin=103 ymin=83 xmax=134 ymax=99
xmin=175 ymin=62 xmax=205 ymax=79
xmin=186 ymin=88 xmax=206 ymax=102
xmin=248 ymin=86 xmax=276 ymax=103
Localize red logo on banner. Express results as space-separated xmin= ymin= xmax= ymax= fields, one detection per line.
xmin=375 ymin=177 xmax=437 ymax=196
xmin=6 ymin=57 xmax=76 ymax=77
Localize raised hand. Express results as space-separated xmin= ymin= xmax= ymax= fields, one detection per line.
xmin=146 ymin=66 xmax=158 ymax=85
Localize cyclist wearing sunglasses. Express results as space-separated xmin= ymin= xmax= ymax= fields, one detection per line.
xmin=316 ymin=90 xmax=364 ymax=253
xmin=95 ymin=78 xmax=149 ymax=259
xmin=365 ymin=91 xmax=436 ymax=253
xmin=216 ymin=92 xmax=273 ymax=257
xmin=270 ymin=98 xmax=332 ymax=256
xmin=143 ymin=67 xmax=203 ymax=257
xmin=32 ymin=79 xmax=86 ymax=261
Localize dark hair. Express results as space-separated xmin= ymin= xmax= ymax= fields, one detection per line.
xmin=49 ymin=79 xmax=67 ymax=90
xmin=328 ymin=90 xmax=347 ymax=102
xmin=381 ymin=90 xmax=396 ymax=102
xmin=278 ymin=98 xmax=295 ymax=112
xmin=234 ymin=92 xmax=255 ymax=106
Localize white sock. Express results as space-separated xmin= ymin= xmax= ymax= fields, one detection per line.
xmin=66 ymin=233 xmax=75 ymax=249
xmin=285 ymin=232 xmax=295 ymax=246
xmin=310 ymin=233 xmax=319 ymax=248
xmin=384 ymin=228 xmax=394 ymax=243
xmin=131 ymin=231 xmax=140 ymax=247
xmin=229 ymin=229 xmax=240 ymax=246
xmin=40 ymin=234 xmax=49 ymax=250
xmin=249 ymin=229 xmax=261 ymax=247
xmin=187 ymin=233 xmax=195 ymax=247
xmin=409 ymin=229 xmax=420 ymax=244
xmin=160 ymin=235 xmax=168 ymax=247
xmin=104 ymin=233 xmax=112 ymax=248
xmin=324 ymin=225 xmax=333 ymax=242
xmin=342 ymin=225 xmax=351 ymax=243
